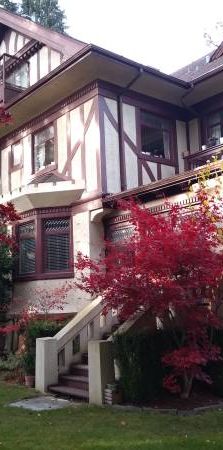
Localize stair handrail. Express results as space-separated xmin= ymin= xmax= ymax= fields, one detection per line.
xmin=54 ymin=296 xmax=102 ymax=351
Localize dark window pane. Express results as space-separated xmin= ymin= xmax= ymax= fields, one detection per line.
xmin=19 ymin=238 xmax=36 ymax=274
xmin=140 ymin=111 xmax=171 ymax=159
xmin=45 ymin=234 xmax=69 ymax=271
xmin=43 ymin=218 xmax=70 ymax=272
xmin=33 ymin=126 xmax=54 ymax=172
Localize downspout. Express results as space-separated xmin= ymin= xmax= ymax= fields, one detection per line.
xmin=117 ymin=68 xmax=144 ymax=191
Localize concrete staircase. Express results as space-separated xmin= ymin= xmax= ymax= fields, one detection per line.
xmin=49 ymin=353 xmax=89 ymax=401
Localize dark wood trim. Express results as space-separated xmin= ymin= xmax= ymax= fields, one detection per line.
xmin=135 ymin=107 xmax=142 ymax=186
xmin=0 ymin=81 xmax=99 ymax=150
xmin=194 ymin=92 xmax=223 ymax=115
xmin=97 ymin=96 xmax=107 ymax=193
xmin=117 ymin=97 xmax=127 ymax=191
xmin=15 ymin=207 xmax=74 ymax=282
xmin=62 ymin=140 xmax=81 ymax=176
xmin=97 ymin=80 xmax=191 ymax=121
xmin=157 ymin=163 xmax=161 ymax=180
xmin=141 ymin=159 xmax=156 ymax=182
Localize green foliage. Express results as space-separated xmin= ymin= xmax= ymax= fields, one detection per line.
xmin=21 ymin=352 xmax=35 ymax=375
xmin=0 ymin=352 xmax=22 ymax=371
xmin=26 ymin=319 xmax=64 ymax=353
xmin=20 ymin=0 xmax=67 ymax=32
xmin=113 ymin=331 xmax=177 ymax=404
xmin=0 ymin=0 xmax=18 ymax=13
xmin=0 ymin=242 xmax=15 ymax=308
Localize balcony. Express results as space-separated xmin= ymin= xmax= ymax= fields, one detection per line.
xmin=0 ymin=53 xmax=29 ymax=104
xmin=184 ymin=143 xmax=223 ymax=170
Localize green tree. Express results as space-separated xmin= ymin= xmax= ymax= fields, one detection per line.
xmin=0 ymin=0 xmax=18 ymax=13
xmin=20 ymin=0 xmax=67 ymax=32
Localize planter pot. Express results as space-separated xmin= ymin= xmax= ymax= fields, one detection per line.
xmin=24 ymin=375 xmax=35 ymax=388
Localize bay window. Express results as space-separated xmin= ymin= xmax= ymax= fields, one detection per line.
xmin=18 ymin=222 xmax=36 ymax=275
xmin=17 ymin=212 xmax=72 ymax=279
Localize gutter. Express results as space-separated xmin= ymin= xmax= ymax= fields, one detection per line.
xmin=5 ymin=44 xmax=189 ymax=111
xmin=102 ymin=161 xmax=223 ymax=202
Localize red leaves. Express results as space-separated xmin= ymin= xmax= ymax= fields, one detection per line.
xmin=75 ymin=186 xmax=223 ymax=397
xmin=0 ymin=107 xmax=12 ymax=125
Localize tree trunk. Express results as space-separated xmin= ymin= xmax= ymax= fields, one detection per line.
xmin=181 ymin=374 xmax=193 ymax=399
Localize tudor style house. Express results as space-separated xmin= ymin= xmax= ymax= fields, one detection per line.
xmin=1 ymin=7 xmax=223 ymax=401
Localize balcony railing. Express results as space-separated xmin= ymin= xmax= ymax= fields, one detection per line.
xmin=184 ymin=144 xmax=223 ymax=170
xmin=0 ymin=53 xmax=29 ymax=104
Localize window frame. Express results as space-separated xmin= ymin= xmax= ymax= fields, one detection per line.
xmin=15 ymin=210 xmax=73 ymax=281
xmin=32 ymin=123 xmax=56 ymax=175
xmin=17 ymin=221 xmax=36 ymax=276
xmin=11 ymin=139 xmax=23 ymax=171
xmin=43 ymin=217 xmax=71 ymax=274
xmin=139 ymin=108 xmax=176 ymax=165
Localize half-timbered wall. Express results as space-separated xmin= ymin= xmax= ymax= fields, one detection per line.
xmin=100 ymin=94 xmax=182 ymax=193
xmin=189 ymin=118 xmax=200 ymax=154
xmin=0 ymin=28 xmax=62 ymax=87
xmin=0 ymin=95 xmax=101 ymax=201
xmin=0 ymin=28 xmax=30 ymax=55
xmin=176 ymin=120 xmax=187 ymax=173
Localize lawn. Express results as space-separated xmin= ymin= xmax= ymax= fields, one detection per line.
xmin=1 ymin=382 xmax=223 ymax=449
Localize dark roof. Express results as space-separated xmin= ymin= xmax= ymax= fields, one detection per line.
xmin=172 ymin=48 xmax=223 ymax=82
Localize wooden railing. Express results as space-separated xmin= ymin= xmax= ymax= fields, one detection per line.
xmin=184 ymin=144 xmax=223 ymax=170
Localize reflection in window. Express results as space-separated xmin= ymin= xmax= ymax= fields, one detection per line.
xmin=12 ymin=141 xmax=22 ymax=167
xmin=140 ymin=111 xmax=171 ymax=159
xmin=18 ymin=222 xmax=35 ymax=275
xmin=33 ymin=125 xmax=54 ymax=172
xmin=207 ymin=111 xmax=223 ymax=146
xmin=6 ymin=63 xmax=29 ymax=89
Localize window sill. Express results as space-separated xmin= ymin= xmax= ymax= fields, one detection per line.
xmin=14 ymin=270 xmax=74 ymax=282
xmin=31 ymin=163 xmax=56 ymax=180
xmin=139 ymin=153 xmax=175 ymax=166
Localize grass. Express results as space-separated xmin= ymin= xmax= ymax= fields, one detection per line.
xmin=1 ymin=382 xmax=223 ymax=449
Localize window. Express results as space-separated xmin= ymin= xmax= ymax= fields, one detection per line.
xmin=11 ymin=141 xmax=22 ymax=168
xmin=43 ymin=218 xmax=70 ymax=272
xmin=140 ymin=111 xmax=171 ymax=159
xmin=6 ymin=62 xmax=29 ymax=89
xmin=18 ymin=222 xmax=36 ymax=275
xmin=207 ymin=111 xmax=223 ymax=146
xmin=33 ymin=125 xmax=54 ymax=172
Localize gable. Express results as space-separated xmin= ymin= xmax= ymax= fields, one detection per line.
xmin=0 ymin=7 xmax=87 ymax=60
xmin=0 ymin=25 xmax=30 ymax=56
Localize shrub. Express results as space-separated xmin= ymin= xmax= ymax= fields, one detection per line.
xmin=26 ymin=320 xmax=65 ymax=353
xmin=0 ymin=353 xmax=23 ymax=371
xmin=113 ymin=331 xmax=178 ymax=404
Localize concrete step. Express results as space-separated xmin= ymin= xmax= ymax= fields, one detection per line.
xmin=59 ymin=374 xmax=89 ymax=391
xmin=70 ymin=363 xmax=88 ymax=377
xmin=49 ymin=385 xmax=89 ymax=400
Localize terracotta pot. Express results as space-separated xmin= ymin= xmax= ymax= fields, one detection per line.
xmin=24 ymin=375 xmax=35 ymax=388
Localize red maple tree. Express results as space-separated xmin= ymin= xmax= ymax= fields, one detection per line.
xmin=75 ymin=186 xmax=223 ymax=398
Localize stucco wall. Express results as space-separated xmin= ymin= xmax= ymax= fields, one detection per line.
xmin=176 ymin=120 xmax=187 ymax=173
xmin=189 ymin=118 xmax=200 ymax=154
